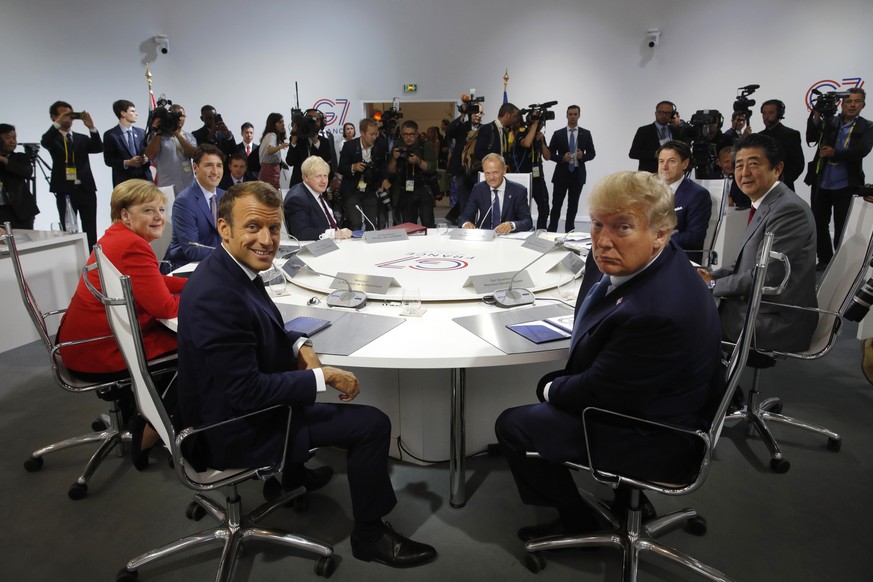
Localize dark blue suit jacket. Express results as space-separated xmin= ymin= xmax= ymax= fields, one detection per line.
xmin=103 ymin=124 xmax=153 ymax=186
xmin=40 ymin=126 xmax=103 ymax=193
xmin=176 ymin=247 xmax=317 ymax=468
xmin=165 ymin=181 xmax=224 ymax=269
xmin=548 ymin=126 xmax=595 ymax=187
xmin=284 ymin=182 xmax=332 ymax=240
xmin=459 ymin=179 xmax=532 ymax=231
xmin=672 ymin=177 xmax=712 ymax=262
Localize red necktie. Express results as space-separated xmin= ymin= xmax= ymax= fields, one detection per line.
xmin=246 ymin=144 xmax=251 ymax=156
xmin=319 ymin=195 xmax=338 ymax=229
xmin=747 ymin=206 xmax=756 ymax=225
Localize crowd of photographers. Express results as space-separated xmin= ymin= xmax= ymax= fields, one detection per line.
xmin=1 ymin=87 xmax=870 ymax=270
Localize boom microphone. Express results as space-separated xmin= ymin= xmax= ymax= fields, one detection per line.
xmin=493 ymin=239 xmax=563 ymax=308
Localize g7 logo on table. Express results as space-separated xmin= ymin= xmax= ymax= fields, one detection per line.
xmin=805 ymin=77 xmax=865 ymax=111
xmin=376 ymin=253 xmax=473 ymax=271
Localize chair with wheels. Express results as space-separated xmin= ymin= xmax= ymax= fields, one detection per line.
xmin=522 ymin=232 xmax=779 ymax=581
xmin=4 ymin=222 xmax=132 ymax=500
xmin=725 ymin=194 xmax=873 ymax=473
xmin=88 ymin=245 xmax=337 ymax=581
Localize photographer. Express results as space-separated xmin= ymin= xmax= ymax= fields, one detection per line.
xmin=0 ymin=124 xmax=39 ymax=229
xmin=41 ymin=100 xmax=103 ymax=248
xmin=511 ymin=106 xmax=552 ymax=230
xmin=286 ymin=108 xmax=335 ymax=187
xmin=806 ymin=88 xmax=873 ymax=269
xmin=475 ymin=102 xmax=519 ymax=163
xmin=547 ymin=104 xmax=595 ymax=232
xmin=192 ymin=105 xmax=237 ymax=159
xmin=388 ymin=120 xmax=438 ymax=227
xmin=144 ymin=103 xmax=198 ymax=195
xmin=338 ymin=118 xmax=390 ymax=230
xmin=444 ymin=96 xmax=483 ymax=225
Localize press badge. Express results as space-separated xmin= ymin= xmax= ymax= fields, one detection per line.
xmin=532 ymin=167 xmax=541 ymax=178
xmin=357 ymin=179 xmax=367 ymax=192
xmin=405 ymin=179 xmax=415 ymax=192
xmin=65 ymin=167 xmax=78 ymax=181
xmin=181 ymin=161 xmax=192 ymax=173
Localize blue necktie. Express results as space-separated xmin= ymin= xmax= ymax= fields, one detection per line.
xmin=126 ymin=129 xmax=136 ymax=156
xmin=569 ymin=275 xmax=610 ymax=351
xmin=491 ymin=189 xmax=501 ymax=229
xmin=568 ymin=128 xmax=576 ymax=171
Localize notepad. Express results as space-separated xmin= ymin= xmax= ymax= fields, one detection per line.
xmin=544 ymin=315 xmax=575 ymax=334
xmin=506 ymin=320 xmax=571 ymax=344
xmin=284 ymin=316 xmax=332 ymax=337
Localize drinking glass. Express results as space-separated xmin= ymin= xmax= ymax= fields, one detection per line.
xmin=402 ymin=287 xmax=422 ymax=315
xmin=437 ymin=223 xmax=449 ymax=237
xmin=557 ymin=272 xmax=578 ymax=300
xmin=262 ymin=266 xmax=287 ymax=296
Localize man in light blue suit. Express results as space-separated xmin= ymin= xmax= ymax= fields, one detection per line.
xmin=165 ymin=144 xmax=225 ymax=270
xmin=460 ymin=153 xmax=532 ymax=233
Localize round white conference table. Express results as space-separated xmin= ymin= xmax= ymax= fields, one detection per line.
xmin=273 ymin=229 xmax=583 ymax=507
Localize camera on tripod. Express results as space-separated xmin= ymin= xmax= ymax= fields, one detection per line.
xmin=733 ymin=84 xmax=759 ymax=122
xmin=520 ymin=101 xmax=557 ymax=126
xmin=811 ymin=89 xmax=851 ymax=119
xmin=21 ymin=143 xmax=40 ymax=162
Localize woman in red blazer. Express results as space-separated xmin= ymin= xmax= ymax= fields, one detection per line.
xmin=58 ymin=179 xmax=186 ymax=468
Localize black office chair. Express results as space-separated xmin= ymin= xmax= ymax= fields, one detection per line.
xmin=87 ymin=246 xmax=337 ymax=580
xmin=4 ymin=223 xmax=133 ymax=500
xmin=521 ymin=232 xmax=778 ymax=581
xmin=725 ymin=195 xmax=873 ymax=473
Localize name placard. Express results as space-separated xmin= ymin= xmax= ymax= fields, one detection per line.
xmin=363 ymin=230 xmax=409 ymax=243
xmin=559 ymin=251 xmax=585 ymax=274
xmin=521 ymin=234 xmax=558 ymax=253
xmin=335 ymin=272 xmax=399 ymax=295
xmin=464 ymin=270 xmax=535 ymax=294
xmin=450 ymin=229 xmax=496 ymax=242
xmin=301 ymin=238 xmax=339 ymax=257
xmin=281 ymin=255 xmax=308 ymax=278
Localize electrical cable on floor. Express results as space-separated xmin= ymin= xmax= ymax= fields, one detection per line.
xmin=394 ymin=436 xmax=494 ymax=465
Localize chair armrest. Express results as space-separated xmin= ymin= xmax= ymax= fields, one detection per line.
xmin=173 ymin=404 xmax=294 ymax=491
xmin=754 ymin=300 xmax=842 ymax=359
xmin=580 ymin=406 xmax=711 ymax=496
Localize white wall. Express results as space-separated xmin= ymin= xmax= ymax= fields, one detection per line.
xmin=2 ymin=0 xmax=870 ymax=233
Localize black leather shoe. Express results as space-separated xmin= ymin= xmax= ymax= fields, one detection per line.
xmin=351 ymin=522 xmax=437 ymax=568
xmin=300 ymin=466 xmax=333 ymax=492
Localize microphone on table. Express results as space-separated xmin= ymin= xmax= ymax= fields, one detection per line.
xmin=355 ymin=204 xmax=378 ymax=232
xmin=187 ymin=242 xmax=215 ymax=250
xmin=493 ymin=239 xmax=564 ymax=308
xmin=281 ymin=260 xmax=367 ymax=309
xmin=477 ymin=202 xmax=494 ymax=230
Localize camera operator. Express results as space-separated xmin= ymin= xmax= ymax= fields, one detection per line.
xmin=506 ymin=106 xmax=550 ymax=230
xmin=192 ymin=105 xmax=237 ymax=159
xmin=806 ymin=88 xmax=873 ymax=269
xmin=444 ymin=96 xmax=483 ymax=225
xmin=0 ymin=124 xmax=39 ymax=229
xmin=338 ymin=118 xmax=390 ymax=230
xmin=388 ymin=120 xmax=438 ymax=227
xmin=286 ymin=108 xmax=335 ymax=188
xmin=629 ymin=100 xmax=690 ymax=173
xmin=41 ymin=100 xmax=103 ymax=248
xmin=756 ymin=99 xmax=804 ymax=192
xmin=144 ymin=102 xmax=198 ymax=196
xmin=547 ymin=104 xmax=596 ymax=232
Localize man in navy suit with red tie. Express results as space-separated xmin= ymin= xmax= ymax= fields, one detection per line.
xmin=284 ymin=156 xmax=352 ymax=240
xmin=547 ymin=105 xmax=596 ymax=232
xmin=496 ymin=171 xmax=722 ymax=541
xmin=103 ymin=100 xmax=152 ymax=187
xmin=459 ymin=153 xmax=532 ymax=233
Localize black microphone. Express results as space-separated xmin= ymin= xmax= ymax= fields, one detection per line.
xmin=493 ymin=239 xmax=563 ymax=308
xmin=355 ymin=204 xmax=378 ymax=232
xmin=187 ymin=242 xmax=215 ymax=250
xmin=281 ymin=260 xmax=367 ymax=309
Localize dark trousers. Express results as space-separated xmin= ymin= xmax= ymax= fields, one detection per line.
xmin=399 ymin=186 xmax=435 ymax=227
xmin=445 ymin=174 xmax=472 ymax=224
xmin=0 ymin=206 xmax=34 ymax=230
xmin=286 ymin=403 xmax=397 ymax=522
xmin=531 ymin=175 xmax=550 ymax=231
xmin=344 ymin=190 xmax=378 ymax=231
xmin=548 ymin=176 xmax=584 ymax=233
xmin=55 ymin=186 xmax=98 ymax=248
xmin=813 ymin=186 xmax=854 ymax=263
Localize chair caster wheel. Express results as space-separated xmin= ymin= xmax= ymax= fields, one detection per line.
xmin=24 ymin=456 xmax=44 ymax=472
xmin=68 ymin=482 xmax=88 ymax=500
xmin=525 ymin=552 xmax=546 ymax=573
xmin=769 ymin=457 xmax=790 ymax=473
xmin=684 ymin=516 xmax=707 ymax=536
xmin=294 ymin=494 xmax=309 ymax=513
xmin=315 ymin=555 xmax=338 ymax=578
xmin=827 ymin=437 xmax=841 ymax=452
xmin=185 ymin=501 xmax=206 ymax=521
xmin=116 ymin=567 xmax=138 ymax=581
xmin=92 ymin=418 xmax=108 ymax=431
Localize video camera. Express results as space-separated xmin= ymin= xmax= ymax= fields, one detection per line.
xmin=811 ymin=89 xmax=851 ymax=119
xmin=688 ymin=109 xmax=724 ymax=178
xmin=381 ymin=98 xmax=404 ymax=136
xmin=520 ymin=101 xmax=557 ymax=126
xmin=146 ymin=96 xmax=183 ymax=138
xmin=733 ymin=84 xmax=759 ymax=122
xmin=290 ymin=108 xmax=320 ymax=140
xmin=458 ymin=91 xmax=485 ymax=115
xmin=20 ymin=143 xmax=40 ymax=162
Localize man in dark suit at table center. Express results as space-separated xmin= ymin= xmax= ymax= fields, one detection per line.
xmin=176 ymin=181 xmax=437 ymax=568
xmin=460 ymin=153 xmax=532 ymax=234
xmin=103 ymin=99 xmax=152 ymax=187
